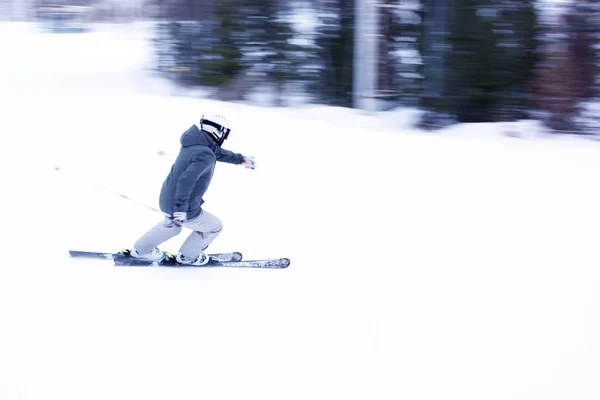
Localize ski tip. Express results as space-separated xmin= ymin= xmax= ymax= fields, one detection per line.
xmin=233 ymin=252 xmax=243 ymax=261
xmin=280 ymin=258 xmax=291 ymax=268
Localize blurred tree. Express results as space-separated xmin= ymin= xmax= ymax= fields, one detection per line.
xmin=312 ymin=0 xmax=355 ymax=107
xmin=151 ymin=0 xmax=312 ymax=103
xmin=442 ymin=0 xmax=538 ymax=123
xmin=418 ymin=0 xmax=538 ymax=126
xmin=419 ymin=0 xmax=454 ymax=127
xmin=236 ymin=0 xmax=305 ymax=105
xmin=377 ymin=0 xmax=424 ymax=108
xmin=396 ymin=1 xmax=425 ymax=107
xmin=149 ymin=0 xmax=209 ymax=20
xmin=535 ymin=0 xmax=599 ymax=132
xmin=150 ymin=0 xmax=214 ymax=83
xmin=446 ymin=0 xmax=498 ymax=122
xmin=196 ymin=0 xmax=245 ymax=89
xmin=489 ymin=0 xmax=539 ymax=120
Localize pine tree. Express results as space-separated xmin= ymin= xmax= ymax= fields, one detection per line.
xmin=312 ymin=0 xmax=355 ymax=107
xmin=442 ymin=0 xmax=539 ymax=122
xmin=388 ymin=0 xmax=424 ymax=106
xmin=196 ymin=0 xmax=246 ymax=87
xmin=535 ymin=0 xmax=599 ymax=132
xmin=237 ymin=0 xmax=302 ymax=105
xmin=487 ymin=0 xmax=540 ymax=119
xmin=420 ymin=0 xmax=454 ymax=126
xmin=151 ymin=0 xmax=217 ymax=85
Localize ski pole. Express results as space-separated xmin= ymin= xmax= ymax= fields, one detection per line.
xmin=52 ymin=165 xmax=162 ymax=214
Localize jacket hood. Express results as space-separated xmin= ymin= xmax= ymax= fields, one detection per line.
xmin=180 ymin=124 xmax=216 ymax=150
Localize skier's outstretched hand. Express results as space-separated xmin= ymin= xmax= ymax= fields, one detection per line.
xmin=173 ymin=212 xmax=187 ymax=226
xmin=242 ymin=155 xmax=256 ymax=170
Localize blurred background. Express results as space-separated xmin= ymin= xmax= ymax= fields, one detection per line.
xmin=0 ymin=0 xmax=598 ymax=134
xmin=1 ymin=4 xmax=600 ymax=400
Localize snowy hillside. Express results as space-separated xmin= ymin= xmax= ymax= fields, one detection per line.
xmin=0 ymin=22 xmax=599 ymax=400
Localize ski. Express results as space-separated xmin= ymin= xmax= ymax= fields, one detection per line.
xmin=113 ymin=254 xmax=290 ymax=269
xmin=69 ymin=249 xmax=243 ymax=263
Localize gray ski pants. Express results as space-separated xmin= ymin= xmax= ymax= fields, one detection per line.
xmin=133 ymin=210 xmax=223 ymax=259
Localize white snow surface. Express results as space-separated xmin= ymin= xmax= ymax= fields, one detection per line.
xmin=0 ymin=22 xmax=599 ymax=400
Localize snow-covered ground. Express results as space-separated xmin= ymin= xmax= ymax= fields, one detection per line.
xmin=0 ymin=22 xmax=599 ymax=400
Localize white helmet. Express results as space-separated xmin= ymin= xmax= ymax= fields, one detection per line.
xmin=200 ymin=114 xmax=231 ymax=146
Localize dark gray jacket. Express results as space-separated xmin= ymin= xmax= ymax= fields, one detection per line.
xmin=159 ymin=124 xmax=243 ymax=220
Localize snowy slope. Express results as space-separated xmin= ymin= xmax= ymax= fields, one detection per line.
xmin=0 ymin=22 xmax=599 ymax=400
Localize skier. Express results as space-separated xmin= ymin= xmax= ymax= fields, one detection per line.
xmin=126 ymin=114 xmax=256 ymax=265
